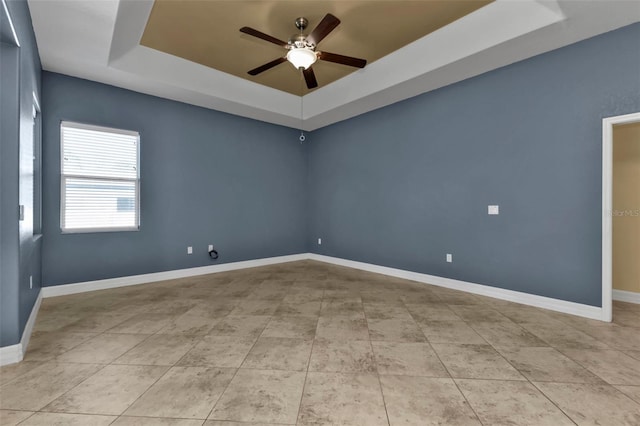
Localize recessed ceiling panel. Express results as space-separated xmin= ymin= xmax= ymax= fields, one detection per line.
xmin=141 ymin=0 xmax=492 ymax=95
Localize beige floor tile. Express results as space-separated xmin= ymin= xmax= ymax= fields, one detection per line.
xmin=274 ymin=300 xmax=321 ymax=316
xmin=498 ymin=346 xmax=604 ymax=383
xmin=32 ymin=312 xmax=82 ymax=332
xmin=535 ymin=382 xmax=640 ymax=426
xmin=60 ymin=312 xmax=135 ymax=333
xmin=0 ymin=362 xmax=101 ymax=411
xmin=380 ymin=375 xmax=481 ymax=425
xmin=44 ymin=364 xmax=167 ymax=415
xmin=616 ymin=385 xmax=640 ymax=404
xmin=56 ymin=333 xmax=148 ymax=364
xmin=204 ymin=421 xmax=282 ymax=426
xmin=229 ymin=300 xmax=279 ymax=316
xmin=261 ymin=316 xmax=317 ymax=339
xmin=581 ymin=325 xmax=640 ymax=351
xmin=22 ymin=331 xmax=96 ymax=361
xmin=297 ymin=372 xmax=388 ymax=426
xmin=282 ymin=290 xmax=324 ymax=303
xmin=470 ymin=321 xmax=547 ymax=347
xmin=448 ymin=306 xmax=511 ymax=323
xmin=0 ymin=410 xmax=34 ymax=425
xmin=316 ymin=315 xmax=370 ymax=340
xmin=185 ymin=301 xmax=236 ymax=318
xmin=209 ymin=369 xmax=305 ymax=424
xmin=113 ymin=417 xmax=204 ymax=425
xmin=0 ymin=360 xmax=42 ymax=385
xmin=627 ymin=350 xmax=640 ymax=361
xmin=456 ymin=379 xmax=574 ymax=426
xmin=405 ymin=303 xmax=461 ymax=323
xmin=320 ymin=298 xmax=363 ymax=316
xmin=372 ymin=341 xmax=448 ymax=377
xmin=15 ymin=262 xmax=640 ymax=425
xmin=362 ymin=303 xmax=413 ymax=320
xmin=242 ymin=337 xmax=312 ymax=371
xmin=125 ymin=366 xmax=234 ymax=419
xmin=309 ymin=339 xmax=376 ymax=373
xmin=613 ymin=309 xmax=640 ymax=328
xmin=431 ymin=290 xmax=482 ymax=305
xmin=208 ymin=316 xmax=270 ymax=338
xmin=493 ymin=306 xmax=560 ymax=326
xmin=107 ymin=314 xmax=176 ymax=334
xmin=367 ymin=317 xmax=426 ymax=342
xmin=18 ymin=412 xmax=116 ymax=425
xmin=400 ymin=292 xmax=442 ymax=304
xmin=561 ymin=349 xmax=640 ymax=385
xmin=432 ymin=343 xmax=524 ymax=380
xmin=521 ymin=321 xmax=609 ymax=350
xmin=157 ymin=314 xmax=219 ymax=335
xmin=178 ymin=336 xmax=256 ymax=368
xmin=115 ymin=335 xmax=201 ymax=366
xmin=419 ymin=321 xmax=486 ymax=344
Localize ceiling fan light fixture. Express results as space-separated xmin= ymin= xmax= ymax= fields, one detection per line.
xmin=287 ymin=47 xmax=317 ymax=70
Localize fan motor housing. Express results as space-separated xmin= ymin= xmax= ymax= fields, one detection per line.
xmin=287 ymin=34 xmax=315 ymax=50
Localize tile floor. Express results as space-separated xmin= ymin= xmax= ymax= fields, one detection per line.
xmin=1 ymin=260 xmax=640 ymax=425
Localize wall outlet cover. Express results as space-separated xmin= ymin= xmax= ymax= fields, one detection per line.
xmin=488 ymin=205 xmax=500 ymax=215
xmin=446 ymin=254 xmax=453 ymax=263
xmin=187 ymin=246 xmax=193 ymax=254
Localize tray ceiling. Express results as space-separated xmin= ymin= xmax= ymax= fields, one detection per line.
xmin=140 ymin=0 xmax=492 ymax=95
xmin=27 ymin=0 xmax=640 ymax=131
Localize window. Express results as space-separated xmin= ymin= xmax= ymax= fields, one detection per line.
xmin=61 ymin=121 xmax=140 ymax=233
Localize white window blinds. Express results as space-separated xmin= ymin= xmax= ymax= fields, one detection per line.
xmin=61 ymin=121 xmax=140 ymax=232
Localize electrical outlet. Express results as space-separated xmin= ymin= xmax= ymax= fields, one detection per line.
xmin=29 ymin=275 xmax=33 ymax=289
xmin=208 ymin=244 xmax=213 ymax=251
xmin=187 ymin=246 xmax=193 ymax=254
xmin=488 ymin=205 xmax=500 ymax=215
xmin=318 ymin=238 xmax=322 ymax=245
xmin=446 ymin=254 xmax=453 ymax=263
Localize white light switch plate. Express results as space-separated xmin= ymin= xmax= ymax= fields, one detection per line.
xmin=187 ymin=246 xmax=193 ymax=254
xmin=446 ymin=254 xmax=452 ymax=263
xmin=488 ymin=205 xmax=500 ymax=215
xmin=318 ymin=238 xmax=322 ymax=245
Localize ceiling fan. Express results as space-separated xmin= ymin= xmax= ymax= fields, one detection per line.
xmin=240 ymin=14 xmax=367 ymax=90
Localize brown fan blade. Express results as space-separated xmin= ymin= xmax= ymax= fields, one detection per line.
xmin=306 ymin=14 xmax=340 ymax=47
xmin=319 ymin=51 xmax=367 ymax=68
xmin=248 ymin=57 xmax=287 ymax=76
xmin=240 ymin=27 xmax=287 ymax=47
xmin=303 ymin=67 xmax=318 ymax=89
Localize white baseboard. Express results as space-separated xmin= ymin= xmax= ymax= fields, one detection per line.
xmin=308 ymin=254 xmax=605 ymax=321
xmin=613 ymin=289 xmax=640 ymax=304
xmin=41 ymin=253 xmax=309 ymax=298
xmin=21 ymin=289 xmax=42 ymax=355
xmin=2 ymin=252 xmax=611 ymax=365
xmin=36 ymin=252 xmax=605 ymax=323
xmin=0 ymin=343 xmax=23 ymax=366
xmin=0 ymin=289 xmax=42 ymax=366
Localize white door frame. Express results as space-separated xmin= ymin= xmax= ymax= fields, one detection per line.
xmin=601 ymin=111 xmax=640 ymax=322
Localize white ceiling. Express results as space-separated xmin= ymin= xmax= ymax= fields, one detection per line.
xmin=28 ymin=0 xmax=640 ymax=131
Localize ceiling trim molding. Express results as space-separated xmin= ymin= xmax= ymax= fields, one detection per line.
xmin=29 ymin=0 xmax=640 ymax=130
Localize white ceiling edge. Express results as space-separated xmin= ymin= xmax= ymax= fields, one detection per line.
xmin=28 ymin=0 xmax=640 ymax=131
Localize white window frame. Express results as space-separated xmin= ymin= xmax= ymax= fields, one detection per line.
xmin=60 ymin=121 xmax=140 ymax=233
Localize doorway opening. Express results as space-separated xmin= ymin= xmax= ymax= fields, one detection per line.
xmin=602 ymin=112 xmax=640 ymax=322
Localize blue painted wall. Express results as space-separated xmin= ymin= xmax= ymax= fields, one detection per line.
xmin=0 ymin=0 xmax=42 ymax=347
xmin=42 ymin=73 xmax=307 ymax=286
xmin=308 ymin=23 xmax=640 ymax=307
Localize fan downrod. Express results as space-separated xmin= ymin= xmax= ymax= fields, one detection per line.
xmin=295 ymin=17 xmax=308 ymax=31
